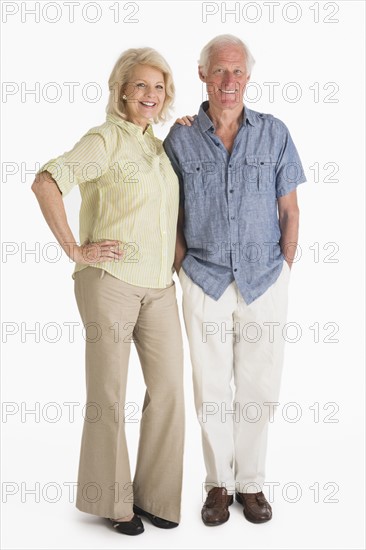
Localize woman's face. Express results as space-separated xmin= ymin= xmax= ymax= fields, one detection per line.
xmin=123 ymin=64 xmax=166 ymax=128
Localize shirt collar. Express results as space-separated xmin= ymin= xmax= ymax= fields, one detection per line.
xmin=107 ymin=113 xmax=154 ymax=137
xmin=197 ymin=101 xmax=257 ymax=133
xmin=244 ymin=107 xmax=257 ymax=127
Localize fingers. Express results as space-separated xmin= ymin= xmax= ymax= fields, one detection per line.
xmin=81 ymin=240 xmax=124 ymax=264
xmin=98 ymin=241 xmax=124 ymax=262
xmin=175 ymin=115 xmax=195 ymax=126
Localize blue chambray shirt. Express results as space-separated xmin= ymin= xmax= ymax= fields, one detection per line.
xmin=164 ymin=101 xmax=306 ymax=304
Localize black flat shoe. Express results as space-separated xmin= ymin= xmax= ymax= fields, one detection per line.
xmin=133 ymin=505 xmax=178 ymax=529
xmin=109 ymin=514 xmax=144 ymax=535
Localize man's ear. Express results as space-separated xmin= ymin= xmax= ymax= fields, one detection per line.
xmin=246 ymin=73 xmax=251 ymax=84
xmin=198 ymin=66 xmax=206 ymax=82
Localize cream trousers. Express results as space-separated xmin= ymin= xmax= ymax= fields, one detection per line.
xmin=74 ymin=267 xmax=184 ymax=522
xmin=179 ymin=262 xmax=290 ymax=495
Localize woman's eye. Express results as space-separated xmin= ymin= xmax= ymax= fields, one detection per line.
xmin=136 ymin=83 xmax=145 ymax=88
xmin=156 ymin=85 xmax=164 ymax=90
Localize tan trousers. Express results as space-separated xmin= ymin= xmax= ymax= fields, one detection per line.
xmin=74 ymin=267 xmax=184 ymax=522
xmin=179 ymin=262 xmax=290 ymax=495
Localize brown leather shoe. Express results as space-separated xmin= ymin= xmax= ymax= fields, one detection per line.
xmin=236 ymin=491 xmax=272 ymax=523
xmin=201 ymin=487 xmax=233 ymax=526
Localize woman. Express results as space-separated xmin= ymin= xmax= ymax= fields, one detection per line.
xmin=31 ymin=48 xmax=184 ymax=536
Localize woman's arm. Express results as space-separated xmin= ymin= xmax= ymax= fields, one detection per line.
xmin=31 ymin=171 xmax=122 ymax=264
xmin=174 ymin=207 xmax=187 ymax=274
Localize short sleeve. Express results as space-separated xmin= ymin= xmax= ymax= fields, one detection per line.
xmin=163 ymin=134 xmax=185 ymax=207
xmin=38 ymin=131 xmax=108 ymax=197
xmin=275 ymin=120 xmax=306 ymax=198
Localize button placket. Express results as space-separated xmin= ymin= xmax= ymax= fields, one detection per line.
xmin=158 ymin=172 xmax=168 ymax=287
xmin=227 ymin=162 xmax=239 ymax=272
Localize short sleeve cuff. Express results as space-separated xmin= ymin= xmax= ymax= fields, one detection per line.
xmin=276 ymin=174 xmax=306 ymax=198
xmin=37 ymin=158 xmax=75 ymax=197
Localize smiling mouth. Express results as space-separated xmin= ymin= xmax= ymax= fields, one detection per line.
xmin=140 ymin=101 xmax=157 ymax=107
xmin=219 ymin=89 xmax=237 ymax=94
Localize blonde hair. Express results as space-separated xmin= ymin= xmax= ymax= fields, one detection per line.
xmin=199 ymin=34 xmax=255 ymax=76
xmin=106 ymin=47 xmax=175 ymax=124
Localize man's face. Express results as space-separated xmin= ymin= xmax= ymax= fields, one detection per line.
xmin=200 ymin=45 xmax=250 ymax=111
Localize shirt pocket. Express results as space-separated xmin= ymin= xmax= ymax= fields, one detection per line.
xmin=242 ymin=156 xmax=276 ymax=193
xmin=182 ymin=160 xmax=220 ymax=196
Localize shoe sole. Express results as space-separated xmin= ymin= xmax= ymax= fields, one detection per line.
xmin=108 ymin=518 xmax=144 ymax=535
xmin=201 ymin=512 xmax=230 ymax=526
xmin=113 ymin=528 xmax=144 ymax=536
xmin=133 ymin=505 xmax=178 ymax=529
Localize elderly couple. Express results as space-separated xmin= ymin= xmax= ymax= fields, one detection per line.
xmin=32 ymin=34 xmax=305 ymax=535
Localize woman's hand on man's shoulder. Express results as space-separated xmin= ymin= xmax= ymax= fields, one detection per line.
xmin=175 ymin=115 xmax=196 ymax=127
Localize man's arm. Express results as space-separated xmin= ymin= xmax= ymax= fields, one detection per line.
xmin=278 ymin=189 xmax=300 ymax=269
xmin=174 ymin=207 xmax=187 ymax=274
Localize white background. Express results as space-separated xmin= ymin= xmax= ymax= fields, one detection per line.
xmin=1 ymin=1 xmax=365 ymax=549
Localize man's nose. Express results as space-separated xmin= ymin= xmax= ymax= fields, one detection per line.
xmin=221 ymin=79 xmax=236 ymax=91
xmin=221 ymin=73 xmax=236 ymax=89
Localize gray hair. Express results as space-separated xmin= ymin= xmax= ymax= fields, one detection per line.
xmin=198 ymin=34 xmax=255 ymax=76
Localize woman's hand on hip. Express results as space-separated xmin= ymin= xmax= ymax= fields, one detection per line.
xmin=73 ymin=239 xmax=123 ymax=265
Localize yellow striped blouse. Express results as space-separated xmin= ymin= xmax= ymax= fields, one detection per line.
xmin=40 ymin=114 xmax=179 ymax=288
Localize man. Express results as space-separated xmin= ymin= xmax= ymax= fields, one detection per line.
xmin=164 ymin=34 xmax=306 ymax=526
